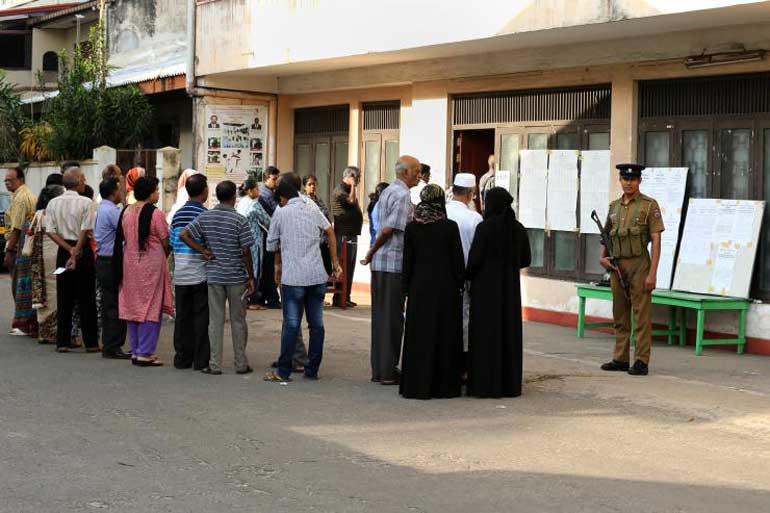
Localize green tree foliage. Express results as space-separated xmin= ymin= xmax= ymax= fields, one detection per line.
xmin=0 ymin=70 xmax=26 ymax=163
xmin=45 ymin=22 xmax=152 ymax=160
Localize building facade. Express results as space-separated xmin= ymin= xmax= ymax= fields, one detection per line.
xmin=190 ymin=0 xmax=770 ymax=353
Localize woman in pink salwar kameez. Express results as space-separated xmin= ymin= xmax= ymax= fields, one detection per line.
xmin=115 ymin=176 xmax=173 ymax=367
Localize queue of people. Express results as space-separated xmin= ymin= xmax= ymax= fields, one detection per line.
xmin=4 ymin=155 xmax=531 ymax=400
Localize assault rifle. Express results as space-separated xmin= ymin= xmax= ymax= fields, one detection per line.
xmin=591 ymin=209 xmax=630 ymax=299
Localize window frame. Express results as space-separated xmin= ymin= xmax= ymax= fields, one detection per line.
xmin=486 ymin=120 xmax=610 ymax=282
xmin=639 ymin=115 xmax=770 ymax=300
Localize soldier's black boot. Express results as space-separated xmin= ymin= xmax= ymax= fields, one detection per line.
xmin=628 ymin=360 xmax=649 ymax=376
xmin=600 ymin=360 xmax=630 ymax=372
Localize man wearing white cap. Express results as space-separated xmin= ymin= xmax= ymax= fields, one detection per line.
xmin=446 ymin=173 xmax=483 ymax=373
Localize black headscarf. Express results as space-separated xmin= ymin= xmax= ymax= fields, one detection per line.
xmin=483 ymin=187 xmax=517 ymax=261
xmin=413 ymin=184 xmax=447 ymax=224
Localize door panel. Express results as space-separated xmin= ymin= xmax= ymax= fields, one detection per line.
xmin=718 ymin=127 xmax=753 ymax=199
xmin=495 ymin=129 xmax=522 ymax=211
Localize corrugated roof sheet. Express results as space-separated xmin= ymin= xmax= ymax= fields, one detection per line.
xmin=21 ymin=57 xmax=186 ymax=104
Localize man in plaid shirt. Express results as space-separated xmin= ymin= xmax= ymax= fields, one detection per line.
xmin=361 ymin=155 xmax=421 ymax=385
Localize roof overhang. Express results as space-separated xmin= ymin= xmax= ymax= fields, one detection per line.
xmin=28 ymin=1 xmax=98 ymax=29
xmin=200 ymin=1 xmax=770 ymax=93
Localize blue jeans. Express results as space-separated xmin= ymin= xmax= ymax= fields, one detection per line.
xmin=279 ymin=283 xmax=326 ymax=379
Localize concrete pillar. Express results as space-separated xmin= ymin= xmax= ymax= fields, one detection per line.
xmin=156 ymin=147 xmax=181 ymax=214
xmin=92 ymin=145 xmax=116 ymax=170
xmin=609 ymin=75 xmax=638 ymax=196
xmin=400 ymin=82 xmax=450 ymax=187
xmin=348 ymin=101 xmax=360 ymax=168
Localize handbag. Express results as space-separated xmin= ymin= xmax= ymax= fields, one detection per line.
xmin=21 ymin=211 xmax=42 ymax=257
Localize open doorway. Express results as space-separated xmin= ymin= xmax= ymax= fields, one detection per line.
xmin=452 ymin=128 xmax=494 ymax=210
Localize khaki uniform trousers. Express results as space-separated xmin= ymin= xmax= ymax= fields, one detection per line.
xmin=610 ymin=255 xmax=652 ymax=365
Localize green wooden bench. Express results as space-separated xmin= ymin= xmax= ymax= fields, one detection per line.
xmin=576 ymin=284 xmax=750 ymax=356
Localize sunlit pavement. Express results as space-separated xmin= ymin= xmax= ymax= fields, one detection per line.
xmin=2 ymin=276 xmax=770 ymax=512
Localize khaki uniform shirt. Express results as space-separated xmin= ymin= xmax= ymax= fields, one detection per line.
xmin=605 ymin=192 xmax=665 ymax=257
xmin=5 ymin=184 xmax=37 ymax=240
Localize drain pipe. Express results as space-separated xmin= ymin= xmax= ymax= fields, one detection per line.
xmin=185 ymin=0 xmax=196 ymax=96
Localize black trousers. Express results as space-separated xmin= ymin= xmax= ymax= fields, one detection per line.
xmin=95 ymin=256 xmax=126 ymax=353
xmin=260 ymin=244 xmax=280 ymax=307
xmin=56 ymin=243 xmax=98 ymax=349
xmin=333 ymin=235 xmax=357 ymax=304
xmin=173 ymin=282 xmax=211 ymax=369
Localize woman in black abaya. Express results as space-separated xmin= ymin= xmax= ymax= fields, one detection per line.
xmin=400 ymin=184 xmax=465 ymax=400
xmin=466 ymin=187 xmax=531 ymax=398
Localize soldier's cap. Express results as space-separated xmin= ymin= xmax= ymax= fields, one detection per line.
xmin=616 ymin=163 xmax=645 ymax=178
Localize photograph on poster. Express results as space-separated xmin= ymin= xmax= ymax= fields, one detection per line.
xmin=251 ymin=117 xmax=262 ymax=130
xmin=207 ymin=151 xmax=221 ymax=164
xmin=250 ymin=167 xmax=264 ymax=182
xmin=250 ymin=152 xmax=263 ymax=167
xmin=208 ymin=137 xmax=221 ymax=149
xmin=250 ymin=138 xmax=263 ymax=151
xmin=208 ymin=115 xmax=220 ymax=129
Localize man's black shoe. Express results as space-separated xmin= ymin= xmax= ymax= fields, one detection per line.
xmin=102 ymin=350 xmax=132 ymax=360
xmin=200 ymin=367 xmax=222 ymax=375
xmin=628 ymin=360 xmax=649 ymax=376
xmin=236 ymin=366 xmax=254 ymax=375
xmin=600 ymin=360 xmax=630 ymax=372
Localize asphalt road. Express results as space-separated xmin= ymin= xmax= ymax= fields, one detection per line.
xmin=1 ymin=283 xmax=770 ymax=512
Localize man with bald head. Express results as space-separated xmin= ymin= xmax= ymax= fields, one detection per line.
xmin=361 ymin=155 xmax=421 ymax=385
xmin=45 ymin=167 xmax=99 ymax=353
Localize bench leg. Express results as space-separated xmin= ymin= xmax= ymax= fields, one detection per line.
xmin=577 ymin=296 xmax=586 ymax=339
xmin=679 ymin=307 xmax=687 ymax=347
xmin=737 ymin=308 xmax=746 ymax=355
xmin=695 ymin=310 xmax=705 ymax=356
xmin=667 ymin=306 xmax=676 ymax=345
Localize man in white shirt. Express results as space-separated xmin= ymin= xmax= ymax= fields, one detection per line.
xmin=45 ymin=167 xmax=98 ymax=353
xmin=445 ymin=173 xmax=483 ymax=369
xmin=409 ymin=163 xmax=431 ymax=205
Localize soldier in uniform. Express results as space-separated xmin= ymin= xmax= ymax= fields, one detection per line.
xmin=599 ymin=163 xmax=664 ymax=376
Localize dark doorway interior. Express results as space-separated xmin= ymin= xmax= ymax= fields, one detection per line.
xmin=453 ymin=128 xmax=494 ymax=210
xmin=453 ymin=128 xmax=494 ymax=181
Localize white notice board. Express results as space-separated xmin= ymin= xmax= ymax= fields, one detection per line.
xmin=518 ymin=150 xmax=548 ymax=229
xmin=579 ymin=150 xmax=611 ymax=235
xmin=640 ymin=167 xmax=688 ymax=289
xmin=546 ymin=150 xmax=579 ymax=231
xmin=672 ymin=199 xmax=765 ymax=298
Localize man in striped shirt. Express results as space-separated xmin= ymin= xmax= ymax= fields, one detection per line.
xmin=181 ymin=180 xmax=255 ymax=375
xmin=170 ymin=173 xmax=211 ymax=370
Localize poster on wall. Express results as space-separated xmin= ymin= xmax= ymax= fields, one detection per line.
xmin=518 ymin=150 xmax=548 ymax=229
xmin=204 ymin=104 xmax=268 ymax=202
xmin=579 ymin=150 xmax=611 ymax=235
xmin=546 ymin=150 xmax=579 ymax=232
xmin=639 ymin=167 xmax=688 ymax=289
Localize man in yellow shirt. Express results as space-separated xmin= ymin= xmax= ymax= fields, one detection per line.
xmin=4 ymin=167 xmax=38 ymax=335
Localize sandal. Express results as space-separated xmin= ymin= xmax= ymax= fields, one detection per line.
xmin=263 ymin=370 xmax=291 ymax=383
xmin=56 ymin=347 xmax=70 ymax=353
xmin=247 ymin=304 xmax=267 ymax=311
xmin=133 ymin=357 xmax=163 ymax=367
